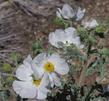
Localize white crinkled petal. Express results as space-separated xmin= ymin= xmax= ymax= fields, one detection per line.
xmin=55 ymin=29 xmax=67 ymax=43
xmin=76 ymin=7 xmax=85 ymax=21
xmin=48 ymin=53 xmax=69 ymax=75
xmin=72 ymin=37 xmax=81 ymax=46
xmin=56 ymin=11 xmax=62 ymax=18
xmin=82 ymin=19 xmax=99 ymax=29
xmin=33 ymin=53 xmax=49 ymax=65
xmin=61 ymin=4 xmax=75 ymax=19
xmin=32 ymin=53 xmax=49 ymax=79
xmin=72 ymin=36 xmax=83 ymax=49
xmin=65 ymin=27 xmax=84 ymax=48
xmin=48 ymin=73 xmax=54 ymax=87
xmin=58 ymin=8 xmax=62 ymax=15
xmin=89 ymin=19 xmax=99 ymax=28
xmin=16 ymin=63 xmax=33 ymax=81
xmin=49 ymin=29 xmax=67 ymax=48
xmin=49 ymin=32 xmax=59 ymax=48
xmin=31 ymin=62 xmax=44 ymax=79
xmin=51 ymin=73 xmax=61 ymax=87
xmin=65 ymin=27 xmax=76 ymax=34
xmin=23 ymin=55 xmax=32 ymax=64
xmin=65 ymin=27 xmax=77 ymax=43
xmin=37 ymin=87 xmax=49 ymax=100
xmin=13 ymin=80 xmax=37 ymax=98
xmin=49 ymin=28 xmax=69 ymax=48
xmin=40 ymin=73 xmax=49 ymax=87
xmin=65 ymin=27 xmax=76 ymax=38
xmin=56 ymin=8 xmax=62 ymax=18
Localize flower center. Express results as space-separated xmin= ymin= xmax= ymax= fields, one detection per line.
xmin=44 ymin=62 xmax=54 ymax=73
xmin=33 ymin=79 xmax=41 ymax=86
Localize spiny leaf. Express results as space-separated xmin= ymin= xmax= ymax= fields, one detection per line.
xmin=99 ymin=48 xmax=109 ymax=57
xmin=32 ymin=41 xmax=43 ymax=55
xmin=53 ymin=17 xmax=69 ymax=28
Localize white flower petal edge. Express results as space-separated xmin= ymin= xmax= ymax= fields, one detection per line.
xmin=23 ymin=55 xmax=32 ymax=64
xmin=13 ymin=79 xmax=49 ymax=100
xmin=47 ymin=73 xmax=61 ymax=88
xmin=82 ymin=19 xmax=99 ymax=29
xmin=65 ymin=27 xmax=81 ymax=45
xmin=16 ymin=55 xmax=33 ymax=81
xmin=37 ymin=86 xmax=49 ymax=100
xmin=32 ymin=53 xmax=49 ymax=79
xmin=49 ymin=29 xmax=66 ymax=48
xmin=49 ymin=27 xmax=84 ymax=49
xmin=48 ymin=53 xmax=69 ymax=75
xmin=50 ymin=73 xmax=61 ymax=87
xmin=13 ymin=80 xmax=37 ymax=98
xmin=49 ymin=32 xmax=59 ymax=48
xmin=64 ymin=27 xmax=84 ymax=49
xmin=37 ymin=74 xmax=50 ymax=99
xmin=76 ymin=7 xmax=85 ymax=21
xmin=40 ymin=73 xmax=49 ymax=87
xmin=89 ymin=19 xmax=99 ymax=28
xmin=56 ymin=4 xmax=75 ymax=19
xmin=16 ymin=63 xmax=33 ymax=81
xmin=56 ymin=8 xmax=62 ymax=18
xmin=61 ymin=4 xmax=75 ymax=19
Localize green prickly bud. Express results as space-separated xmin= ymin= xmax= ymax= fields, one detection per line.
xmin=95 ymin=26 xmax=105 ymax=34
xmin=2 ymin=63 xmax=11 ymax=72
xmin=32 ymin=42 xmax=41 ymax=51
xmin=32 ymin=41 xmax=43 ymax=55
xmin=95 ymin=26 xmax=105 ymax=38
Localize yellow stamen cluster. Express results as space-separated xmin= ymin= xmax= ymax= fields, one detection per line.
xmin=44 ymin=62 xmax=54 ymax=73
xmin=33 ymin=79 xmax=41 ymax=86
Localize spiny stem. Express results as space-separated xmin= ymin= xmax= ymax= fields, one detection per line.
xmin=78 ymin=56 xmax=95 ymax=87
xmin=78 ymin=65 xmax=87 ymax=87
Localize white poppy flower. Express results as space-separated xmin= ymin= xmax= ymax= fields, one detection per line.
xmin=13 ymin=55 xmax=49 ymax=100
xmin=82 ymin=19 xmax=99 ymax=29
xmin=56 ymin=4 xmax=75 ymax=19
xmin=32 ymin=53 xmax=69 ymax=87
xmin=49 ymin=27 xmax=84 ymax=49
xmin=76 ymin=7 xmax=85 ymax=21
xmin=56 ymin=4 xmax=86 ymax=21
